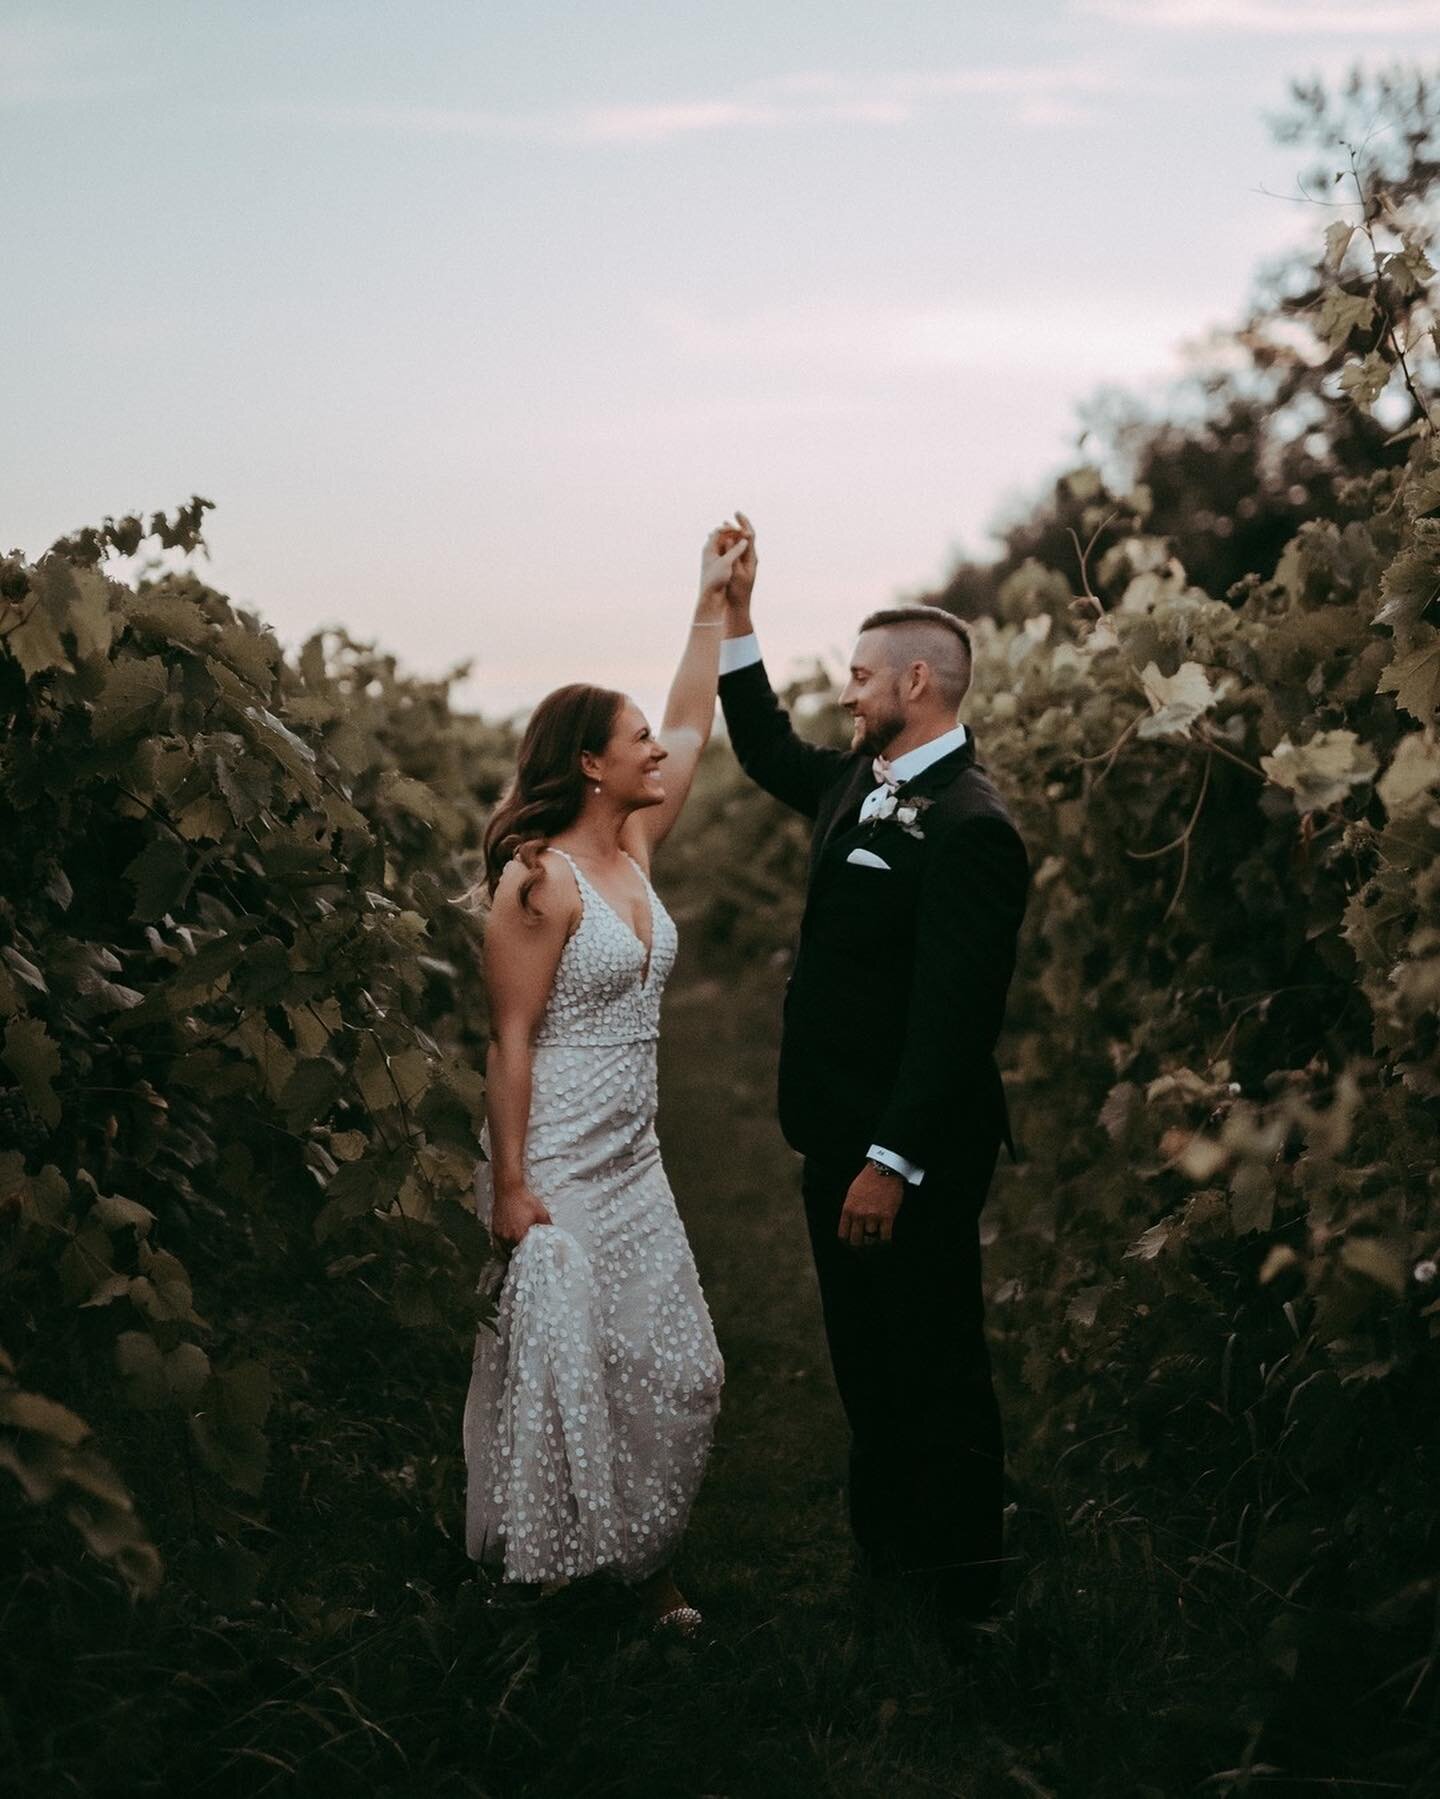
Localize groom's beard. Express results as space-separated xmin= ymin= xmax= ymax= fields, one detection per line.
xmin=849 ymin=698 xmax=906 ymax=759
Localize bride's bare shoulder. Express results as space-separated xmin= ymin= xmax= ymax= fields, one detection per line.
xmin=491 ymin=849 xmax=581 ymax=934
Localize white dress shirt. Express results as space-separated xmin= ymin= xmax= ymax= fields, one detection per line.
xmin=720 ymin=632 xmax=969 ymax=1188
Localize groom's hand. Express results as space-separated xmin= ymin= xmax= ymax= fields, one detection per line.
xmin=700 ymin=522 xmax=751 ymax=602
xmin=838 ymin=1161 xmax=904 ymax=1249
xmin=724 ymin=510 xmax=756 ymax=610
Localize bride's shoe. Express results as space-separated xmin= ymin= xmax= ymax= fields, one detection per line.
xmin=637 ymin=1569 xmax=703 ymax=1637
xmin=650 ymin=1603 xmax=704 ymax=1639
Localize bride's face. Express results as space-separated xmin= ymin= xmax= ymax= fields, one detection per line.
xmin=585 ymin=701 xmax=668 ymax=809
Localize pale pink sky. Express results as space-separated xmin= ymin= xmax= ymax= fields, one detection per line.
xmin=4 ymin=2 xmax=1436 ymax=720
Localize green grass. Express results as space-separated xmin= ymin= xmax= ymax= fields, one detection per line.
xmin=0 ymin=946 xmax=1350 ymax=1797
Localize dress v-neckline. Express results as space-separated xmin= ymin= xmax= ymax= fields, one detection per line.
xmin=551 ymin=848 xmax=656 ymax=985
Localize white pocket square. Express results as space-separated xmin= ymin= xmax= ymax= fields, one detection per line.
xmin=846 ymin=847 xmax=891 ymax=870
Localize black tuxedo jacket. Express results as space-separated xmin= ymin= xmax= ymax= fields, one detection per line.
xmin=719 ymin=657 xmax=1029 ymax=1182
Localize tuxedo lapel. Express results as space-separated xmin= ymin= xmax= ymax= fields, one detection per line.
xmin=811 ymin=760 xmax=873 ymax=875
xmin=810 ymin=733 xmax=980 ymax=885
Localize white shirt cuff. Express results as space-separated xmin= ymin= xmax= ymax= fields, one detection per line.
xmin=867 ymin=1144 xmax=925 ymax=1185
xmin=718 ymin=633 xmax=762 ymax=676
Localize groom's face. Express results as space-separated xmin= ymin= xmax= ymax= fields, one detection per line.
xmin=840 ymin=631 xmax=906 ymax=757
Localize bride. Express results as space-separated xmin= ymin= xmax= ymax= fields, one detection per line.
xmin=462 ymin=521 xmax=750 ymax=1632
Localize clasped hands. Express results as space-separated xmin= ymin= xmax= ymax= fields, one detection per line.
xmin=701 ymin=512 xmax=757 ymax=611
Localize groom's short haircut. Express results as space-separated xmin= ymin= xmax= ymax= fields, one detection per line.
xmin=859 ymin=605 xmax=974 ymax=710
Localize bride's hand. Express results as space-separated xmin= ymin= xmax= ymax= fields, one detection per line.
xmin=699 ymin=520 xmax=751 ymax=603
xmin=491 ymin=1184 xmax=553 ymax=1249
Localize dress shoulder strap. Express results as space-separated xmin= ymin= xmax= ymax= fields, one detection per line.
xmin=540 ymin=848 xmax=587 ymax=940
xmin=542 ymin=845 xmax=585 ymax=882
xmin=622 ymin=850 xmax=654 ymax=890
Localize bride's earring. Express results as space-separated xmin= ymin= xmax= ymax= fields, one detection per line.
xmin=593 ymin=783 xmax=602 ymax=795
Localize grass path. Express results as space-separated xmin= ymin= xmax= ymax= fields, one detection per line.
xmin=2 ymin=946 xmax=1205 ymax=1798
xmin=478 ymin=956 xmax=1052 ymax=1799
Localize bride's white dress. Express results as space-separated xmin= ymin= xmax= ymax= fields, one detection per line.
xmin=463 ymin=848 xmax=724 ymax=1584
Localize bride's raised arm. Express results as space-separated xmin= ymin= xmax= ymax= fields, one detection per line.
xmin=624 ymin=518 xmax=752 ymax=859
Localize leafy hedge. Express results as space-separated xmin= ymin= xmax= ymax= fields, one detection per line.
xmin=1 ymin=505 xmax=513 ymax=1591
xmin=674 ymin=154 xmax=1440 ymax=1779
xmin=2 ymin=89 xmax=1438 ymax=1790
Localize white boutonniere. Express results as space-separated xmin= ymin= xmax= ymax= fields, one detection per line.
xmin=893 ymin=795 xmax=934 ymax=840
xmin=865 ymin=788 xmax=934 ymax=840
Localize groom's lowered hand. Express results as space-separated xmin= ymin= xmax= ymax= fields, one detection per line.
xmin=838 ymin=1161 xmax=904 ymax=1249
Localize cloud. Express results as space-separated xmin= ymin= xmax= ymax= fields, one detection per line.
xmin=283 ymin=59 xmax=1130 ymax=146
xmin=1075 ymin=0 xmax=1438 ymax=32
xmin=650 ymin=293 xmax=1225 ymax=382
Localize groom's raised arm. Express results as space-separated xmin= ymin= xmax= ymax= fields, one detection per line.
xmin=718 ymin=642 xmax=851 ymax=821
xmin=717 ymin=518 xmax=851 ymax=820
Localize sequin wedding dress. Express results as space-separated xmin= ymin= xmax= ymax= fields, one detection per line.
xmin=463 ymin=848 xmax=724 ymax=1584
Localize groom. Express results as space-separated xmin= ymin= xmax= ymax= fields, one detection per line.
xmin=716 ymin=519 xmax=1029 ymax=1627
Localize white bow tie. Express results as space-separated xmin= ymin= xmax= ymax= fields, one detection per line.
xmin=858 ymin=757 xmax=901 ymax=825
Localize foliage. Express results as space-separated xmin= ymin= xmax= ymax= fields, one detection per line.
xmin=669 ymin=110 xmax=1440 ymax=1786
xmin=933 ymin=68 xmax=1440 ymax=621
xmin=4 ymin=66 xmax=1440 ymax=1797
xmin=1 ymin=506 xmax=514 ymax=1588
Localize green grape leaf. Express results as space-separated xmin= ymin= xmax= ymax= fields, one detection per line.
xmin=1338 ymin=351 xmax=1392 ymax=411
xmin=174 ymin=793 xmax=232 ymax=841
xmin=124 ymin=590 xmax=212 ymax=650
xmin=2 ymin=1015 xmax=62 ymax=1127
xmin=2 ymin=946 xmax=48 ymax=995
xmin=66 ymin=566 xmax=116 ymax=661
xmin=279 ymin=1057 xmax=345 ymax=1130
xmin=94 ymin=1194 xmax=156 ymax=1237
xmin=1378 ymin=732 xmax=1440 ymax=815
xmin=1340 ymin=1236 xmax=1407 ymax=1296
xmin=1383 ymin=239 xmax=1436 ymax=298
xmin=1378 ymin=639 xmax=1440 ymax=721
xmin=91 ymin=655 xmax=169 ymax=741
xmin=1260 ymin=729 xmax=1378 ymax=811
xmin=1324 ymin=219 xmax=1356 ymax=269
xmin=115 ymin=1332 xmax=168 ymax=1410
xmin=1137 ymin=661 xmax=1220 ymax=739
xmin=0 ymin=1389 xmax=90 ymax=1446
xmin=3 ymin=600 xmax=72 ymax=679
xmin=241 ymin=705 xmax=319 ymax=792
xmin=1373 ymin=544 xmax=1439 ymax=631
xmin=165 ymin=1343 xmax=211 ymax=1409
xmin=191 ymin=1361 xmax=272 ymax=1494
xmin=124 ymin=835 xmax=190 ymax=922
xmin=377 ymin=771 xmax=443 ymax=824
xmin=1314 ymin=287 xmax=1377 ymax=352
xmin=1404 ymin=443 xmax=1440 ymax=521
xmin=1229 ymin=1163 xmax=1275 ymax=1235
xmin=131 ymin=1243 xmax=203 ymax=1326
xmin=314 ymin=1148 xmax=411 ymax=1240
xmin=214 ymin=621 xmax=279 ymax=691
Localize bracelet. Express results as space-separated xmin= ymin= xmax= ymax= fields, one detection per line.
xmin=867 ymin=1157 xmax=902 ymax=1181
xmin=690 ymin=620 xmax=724 ymax=629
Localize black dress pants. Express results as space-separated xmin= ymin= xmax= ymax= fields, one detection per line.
xmin=801 ymin=1140 xmax=1004 ymax=1620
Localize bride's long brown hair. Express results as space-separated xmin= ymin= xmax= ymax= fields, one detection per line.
xmin=479 ymin=683 xmax=627 ymax=915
